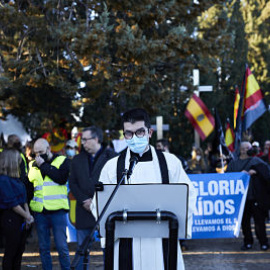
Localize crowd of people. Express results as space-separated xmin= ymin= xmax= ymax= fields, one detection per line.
xmin=0 ymin=108 xmax=270 ymax=270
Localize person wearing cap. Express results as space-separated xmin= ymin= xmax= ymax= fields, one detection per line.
xmin=248 ymin=141 xmax=262 ymax=157
xmin=252 ymin=141 xmax=259 ymax=147
xmin=65 ymin=140 xmax=78 ymax=159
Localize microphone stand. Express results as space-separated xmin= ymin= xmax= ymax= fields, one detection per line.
xmin=71 ymin=169 xmax=129 ymax=270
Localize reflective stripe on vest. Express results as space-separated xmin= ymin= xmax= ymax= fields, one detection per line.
xmin=20 ymin=153 xmax=28 ymax=174
xmin=44 ymin=194 xmax=68 ymax=200
xmin=32 ymin=197 xmax=43 ymax=203
xmin=43 ymin=182 xmax=60 ymax=186
xmin=28 ymin=156 xmax=69 ymax=212
xmin=34 ymin=185 xmax=42 ymax=191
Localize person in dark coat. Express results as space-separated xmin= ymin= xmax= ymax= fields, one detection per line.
xmin=0 ymin=149 xmax=34 ymax=270
xmin=69 ymin=126 xmax=117 ymax=269
xmin=226 ymin=141 xmax=270 ymax=251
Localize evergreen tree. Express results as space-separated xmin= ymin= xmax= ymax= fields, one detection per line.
xmin=0 ymin=0 xmax=269 ymax=151
xmin=0 ymin=0 xmax=224 ymax=143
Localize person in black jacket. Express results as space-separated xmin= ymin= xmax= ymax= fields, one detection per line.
xmin=0 ymin=149 xmax=34 ymax=270
xmin=227 ymin=141 xmax=270 ymax=251
xmin=69 ymin=126 xmax=117 ymax=270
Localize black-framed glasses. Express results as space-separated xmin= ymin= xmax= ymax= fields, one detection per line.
xmin=123 ymin=128 xmax=147 ymax=140
xmin=81 ymin=137 xmax=95 ymax=142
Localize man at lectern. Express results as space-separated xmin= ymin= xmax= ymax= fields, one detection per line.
xmin=98 ymin=108 xmax=197 ymax=270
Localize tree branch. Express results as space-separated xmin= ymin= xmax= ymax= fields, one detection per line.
xmin=35 ymin=47 xmax=47 ymax=77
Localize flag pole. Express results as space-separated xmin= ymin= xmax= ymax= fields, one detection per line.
xmin=193 ymin=69 xmax=200 ymax=148
xmin=219 ymin=144 xmax=224 ymax=173
xmin=233 ymin=64 xmax=248 ymax=159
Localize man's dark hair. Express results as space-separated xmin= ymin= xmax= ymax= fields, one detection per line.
xmin=82 ymin=126 xmax=103 ymax=143
xmin=122 ymin=108 xmax=151 ymax=129
xmin=157 ymin=139 xmax=170 ymax=149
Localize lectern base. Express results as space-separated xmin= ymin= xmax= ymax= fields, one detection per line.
xmin=105 ymin=210 xmax=179 ymax=270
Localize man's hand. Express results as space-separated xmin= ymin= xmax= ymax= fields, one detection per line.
xmin=35 ymin=156 xmax=45 ymax=167
xmin=242 ymin=169 xmax=257 ymax=176
xmin=82 ymin=198 xmax=92 ymax=212
xmin=248 ymin=169 xmax=257 ymax=176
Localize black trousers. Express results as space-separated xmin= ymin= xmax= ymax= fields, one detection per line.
xmin=1 ymin=209 xmax=27 ymax=270
xmin=241 ymin=200 xmax=268 ymax=245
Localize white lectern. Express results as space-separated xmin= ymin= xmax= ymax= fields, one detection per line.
xmin=96 ymin=183 xmax=188 ymax=270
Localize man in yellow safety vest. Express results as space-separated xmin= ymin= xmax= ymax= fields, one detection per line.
xmin=28 ymin=138 xmax=70 ymax=270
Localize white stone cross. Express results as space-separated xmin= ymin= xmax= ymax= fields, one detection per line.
xmin=193 ymin=69 xmax=213 ymax=147
xmin=151 ymin=116 xmax=169 ymax=140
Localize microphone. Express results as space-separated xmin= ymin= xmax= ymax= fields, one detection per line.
xmin=127 ymin=156 xmax=139 ymax=180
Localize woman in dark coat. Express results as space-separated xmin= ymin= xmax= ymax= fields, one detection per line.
xmin=0 ymin=149 xmax=34 ymax=270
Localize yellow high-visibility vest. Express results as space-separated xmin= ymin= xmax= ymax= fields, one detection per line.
xmin=28 ymin=156 xmax=69 ymax=213
xmin=20 ymin=153 xmax=28 ymax=174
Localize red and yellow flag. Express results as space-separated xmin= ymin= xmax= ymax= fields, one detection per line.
xmin=242 ymin=66 xmax=267 ymax=131
xmin=42 ymin=128 xmax=68 ymax=153
xmin=225 ymin=120 xmax=235 ymax=152
xmin=75 ymin=132 xmax=82 ymax=152
xmin=233 ymin=86 xmax=240 ymax=129
xmin=185 ymin=94 xmax=215 ymax=141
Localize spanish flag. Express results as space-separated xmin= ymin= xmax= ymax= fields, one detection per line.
xmin=185 ymin=94 xmax=215 ymax=140
xmin=233 ymin=86 xmax=240 ymax=129
xmin=42 ymin=128 xmax=68 ymax=153
xmin=242 ymin=66 xmax=267 ymax=131
xmin=225 ymin=119 xmax=235 ymax=152
xmin=75 ymin=132 xmax=82 ymax=152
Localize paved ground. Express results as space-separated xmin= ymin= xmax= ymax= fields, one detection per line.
xmin=184 ymin=237 xmax=270 ymax=270
xmin=1 ymin=222 xmax=270 ymax=269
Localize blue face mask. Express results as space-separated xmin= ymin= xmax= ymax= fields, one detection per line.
xmin=66 ymin=149 xmax=76 ymax=157
xmin=125 ymin=136 xmax=149 ymax=154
